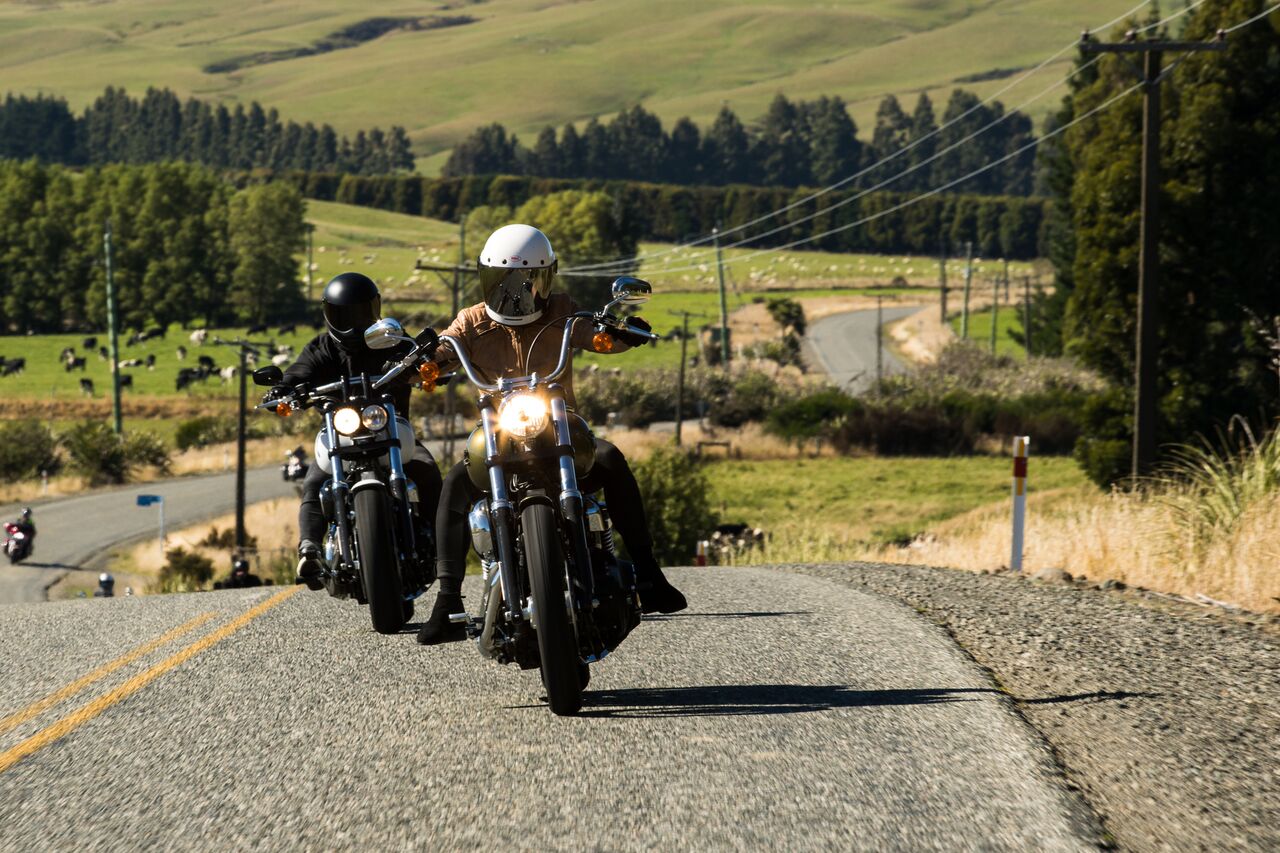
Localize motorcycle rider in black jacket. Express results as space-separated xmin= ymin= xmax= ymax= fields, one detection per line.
xmin=264 ymin=273 xmax=443 ymax=584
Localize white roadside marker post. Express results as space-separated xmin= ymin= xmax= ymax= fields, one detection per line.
xmin=1011 ymin=436 xmax=1030 ymax=573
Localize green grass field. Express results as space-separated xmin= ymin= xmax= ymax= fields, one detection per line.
xmin=706 ymin=455 xmax=1087 ymax=547
xmin=948 ymin=305 xmax=1029 ymax=359
xmin=0 ymin=1 xmax=1149 ymax=162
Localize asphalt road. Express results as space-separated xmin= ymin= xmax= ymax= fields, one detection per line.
xmin=0 ymin=567 xmax=1098 ymax=850
xmin=0 ymin=467 xmax=299 ymax=604
xmin=805 ymin=306 xmax=920 ymax=392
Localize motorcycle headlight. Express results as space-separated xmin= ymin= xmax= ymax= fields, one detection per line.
xmin=361 ymin=404 xmax=389 ymax=432
xmin=497 ymin=392 xmax=549 ymax=439
xmin=333 ymin=407 xmax=362 ymax=436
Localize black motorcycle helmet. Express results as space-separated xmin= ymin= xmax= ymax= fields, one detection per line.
xmin=20 ymin=508 xmax=31 ymax=522
xmin=322 ymin=273 xmax=382 ymax=348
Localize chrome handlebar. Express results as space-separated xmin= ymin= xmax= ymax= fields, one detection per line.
xmin=442 ymin=311 xmax=655 ymax=394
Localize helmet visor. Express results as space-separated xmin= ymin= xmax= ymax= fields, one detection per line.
xmin=323 ymin=295 xmax=381 ymax=341
xmin=481 ymin=264 xmax=556 ymax=321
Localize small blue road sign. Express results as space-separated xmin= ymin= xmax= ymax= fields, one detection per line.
xmin=136 ymin=495 xmax=162 ymax=507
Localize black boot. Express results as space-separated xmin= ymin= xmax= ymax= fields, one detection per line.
xmin=295 ymin=540 xmax=324 ymax=591
xmin=636 ymin=562 xmax=687 ymax=614
xmin=416 ymin=592 xmax=467 ymax=645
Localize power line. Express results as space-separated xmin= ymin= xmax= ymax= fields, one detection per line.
xmin=583 ymin=56 xmax=1103 ymax=277
xmin=563 ymin=0 xmax=1159 ymax=274
xmin=601 ymin=80 xmax=1145 ymax=280
xmin=1223 ymin=2 xmax=1280 ymax=32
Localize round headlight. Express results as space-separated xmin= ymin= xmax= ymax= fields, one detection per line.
xmin=333 ymin=407 xmax=362 ymax=436
xmin=361 ymin=404 xmax=389 ymax=432
xmin=497 ymin=392 xmax=549 ymax=439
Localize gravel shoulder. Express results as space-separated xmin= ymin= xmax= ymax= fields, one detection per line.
xmin=772 ymin=562 xmax=1280 ymax=852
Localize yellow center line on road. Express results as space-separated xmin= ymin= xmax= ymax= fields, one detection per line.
xmin=0 ymin=611 xmax=218 ymax=738
xmin=0 ymin=586 xmax=301 ymax=775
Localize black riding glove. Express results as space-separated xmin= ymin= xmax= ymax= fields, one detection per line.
xmin=613 ymin=316 xmax=654 ymax=347
xmin=262 ymin=384 xmax=291 ymax=405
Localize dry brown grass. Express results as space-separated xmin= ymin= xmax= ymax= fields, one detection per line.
xmin=845 ymin=485 xmax=1280 ymax=614
xmin=109 ymin=497 xmax=299 ymax=591
xmin=601 ymin=422 xmax=835 ymax=463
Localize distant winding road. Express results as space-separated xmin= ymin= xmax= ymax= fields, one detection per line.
xmin=0 ymin=467 xmax=298 ymax=604
xmin=805 ymin=306 xmax=919 ymax=391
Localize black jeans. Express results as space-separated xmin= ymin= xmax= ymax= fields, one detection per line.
xmin=298 ymin=450 xmax=443 ymax=547
xmin=434 ymin=438 xmax=656 ymax=596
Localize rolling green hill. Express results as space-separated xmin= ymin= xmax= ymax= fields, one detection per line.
xmin=0 ymin=1 xmax=1145 ymax=168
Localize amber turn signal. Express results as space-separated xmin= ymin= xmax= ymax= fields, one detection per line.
xmin=276 ymin=402 xmax=292 ymax=418
xmin=592 ymin=331 xmax=615 ymax=353
xmin=419 ymin=361 xmax=439 ymax=392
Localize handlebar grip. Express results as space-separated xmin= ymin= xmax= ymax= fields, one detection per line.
xmin=415 ymin=328 xmax=439 ymax=350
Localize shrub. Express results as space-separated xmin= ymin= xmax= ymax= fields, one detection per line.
xmin=632 ymin=445 xmax=718 ymax=566
xmin=199 ymin=526 xmax=258 ymax=549
xmin=766 ymin=389 xmax=861 ymax=444
xmin=175 ymin=415 xmax=239 ymax=451
xmin=61 ymin=422 xmax=171 ymax=485
xmin=0 ymin=419 xmax=59 ymax=480
xmin=154 ymin=547 xmax=215 ymax=593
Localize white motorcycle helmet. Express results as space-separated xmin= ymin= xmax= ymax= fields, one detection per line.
xmin=477 ymin=224 xmax=558 ymax=326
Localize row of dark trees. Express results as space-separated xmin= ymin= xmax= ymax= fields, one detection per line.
xmin=0 ymin=87 xmax=414 ymax=175
xmin=1021 ymin=0 xmax=1280 ymax=485
xmin=273 ymin=170 xmax=1046 ymax=260
xmin=443 ymin=91 xmax=1037 ymax=196
xmin=0 ymin=161 xmax=306 ymax=334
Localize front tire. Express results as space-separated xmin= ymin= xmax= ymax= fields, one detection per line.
xmin=354 ymin=487 xmax=405 ymax=635
xmin=524 ymin=503 xmax=582 ymax=716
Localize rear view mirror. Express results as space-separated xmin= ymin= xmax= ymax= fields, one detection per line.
xmin=251 ymin=365 xmax=284 ymax=387
xmin=365 ymin=318 xmax=409 ymax=350
xmin=610 ymin=277 xmax=652 ymax=306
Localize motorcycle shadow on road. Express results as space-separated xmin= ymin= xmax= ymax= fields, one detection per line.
xmin=575 ymin=685 xmax=986 ymax=718
xmin=641 ymin=610 xmax=812 ymax=621
xmin=572 ymin=686 xmax=1161 ymax=719
xmin=11 ymin=561 xmax=80 ymax=572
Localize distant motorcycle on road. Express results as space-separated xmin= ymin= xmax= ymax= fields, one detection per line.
xmin=281 ymin=447 xmax=309 ymax=482
xmin=252 ymin=327 xmax=443 ymax=634
xmin=3 ymin=522 xmax=32 ymax=564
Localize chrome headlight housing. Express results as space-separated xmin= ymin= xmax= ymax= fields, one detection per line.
xmin=497 ymin=392 xmax=549 ymax=439
xmin=333 ymin=407 xmax=362 ymax=436
xmin=361 ymin=404 xmax=389 ymax=432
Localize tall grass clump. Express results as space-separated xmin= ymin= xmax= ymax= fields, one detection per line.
xmin=1156 ymin=419 xmax=1280 ymax=553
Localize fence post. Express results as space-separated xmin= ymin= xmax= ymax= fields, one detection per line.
xmin=1011 ymin=436 xmax=1030 ymax=573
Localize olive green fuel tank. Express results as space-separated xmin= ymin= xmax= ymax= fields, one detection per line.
xmin=464 ymin=413 xmax=596 ymax=491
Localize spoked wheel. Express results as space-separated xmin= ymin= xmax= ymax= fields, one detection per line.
xmin=354 ymin=488 xmax=406 ymax=635
xmin=523 ymin=503 xmax=582 ymax=716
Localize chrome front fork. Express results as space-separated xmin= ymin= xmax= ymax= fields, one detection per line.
xmin=481 ymin=402 xmax=523 ymax=622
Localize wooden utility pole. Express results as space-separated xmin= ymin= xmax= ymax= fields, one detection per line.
xmin=875 ymin=295 xmax=884 ymax=384
xmin=671 ymin=310 xmax=709 ymax=447
xmin=961 ymin=241 xmax=973 ymax=339
xmin=1081 ymin=29 xmax=1227 ymax=479
xmin=103 ymin=221 xmax=122 ymax=435
xmin=713 ymin=227 xmax=730 ymax=364
xmin=990 ymin=277 xmax=999 ymax=355
xmin=938 ymin=239 xmax=948 ymax=325
xmin=1022 ymin=275 xmax=1033 ymax=359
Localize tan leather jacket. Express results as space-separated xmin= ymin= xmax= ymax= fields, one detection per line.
xmin=435 ymin=293 xmax=629 ymax=406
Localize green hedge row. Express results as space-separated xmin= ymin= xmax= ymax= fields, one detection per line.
xmin=253 ymin=170 xmax=1051 ymax=260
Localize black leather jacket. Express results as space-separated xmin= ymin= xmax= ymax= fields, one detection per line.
xmin=280 ymin=333 xmax=414 ymax=414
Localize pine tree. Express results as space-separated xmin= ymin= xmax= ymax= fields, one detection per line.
xmin=701 ymin=106 xmax=752 ymax=185
xmin=805 ymin=96 xmax=862 ymax=186
xmin=559 ymin=123 xmax=585 ymax=178
xmin=754 ymin=94 xmax=811 ymax=187
xmin=665 ymin=117 xmax=702 ymax=184
xmin=905 ymin=93 xmax=939 ymax=192
xmin=531 ymin=126 xmax=560 ymax=176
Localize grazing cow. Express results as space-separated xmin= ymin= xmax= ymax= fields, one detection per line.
xmin=1 ymin=358 xmax=24 ymax=376
xmin=219 ymin=366 xmax=237 ymax=384
xmin=98 ymin=346 xmax=110 ymax=361
xmin=79 ymin=378 xmax=94 ymax=396
xmin=118 ymin=374 xmax=134 ymax=389
xmin=246 ymin=323 xmax=268 ymax=336
xmin=59 ymin=346 xmax=76 ymax=362
xmin=119 ymin=358 xmax=143 ymax=368
xmin=190 ymin=328 xmax=208 ymax=346
xmin=64 ymin=356 xmax=87 ymax=372
xmin=278 ymin=324 xmax=296 ymax=336
xmin=145 ymin=353 xmax=156 ymax=370
xmin=143 ymin=326 xmax=165 ymax=341
xmin=197 ymin=354 xmax=215 ymax=370
xmin=271 ymin=353 xmax=291 ymax=367
xmin=83 ymin=336 xmax=97 ymax=350
xmin=245 ymin=351 xmax=259 ymax=367
xmin=175 ymin=368 xmax=195 ymax=392
xmin=126 ymin=332 xmax=141 ymax=347
xmin=175 ymin=345 xmax=187 ymax=361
